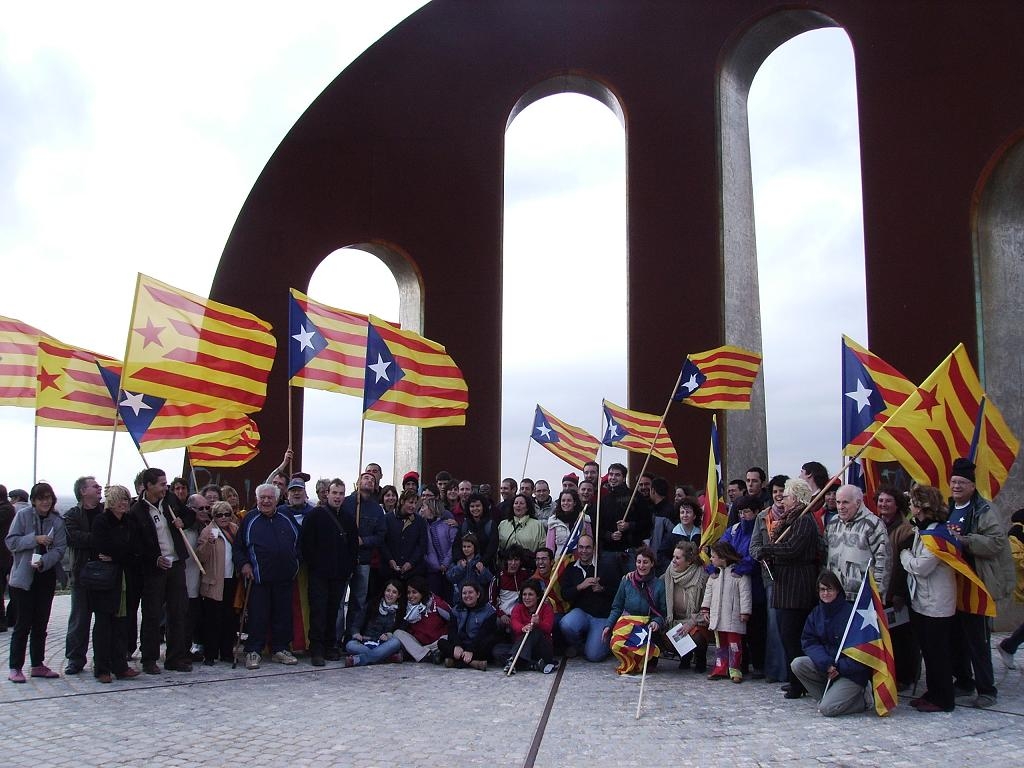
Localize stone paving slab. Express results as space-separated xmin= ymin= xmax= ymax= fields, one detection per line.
xmin=2 ymin=595 xmax=1023 ymax=766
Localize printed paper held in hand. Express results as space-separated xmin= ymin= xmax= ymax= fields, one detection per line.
xmin=666 ymin=622 xmax=697 ymax=656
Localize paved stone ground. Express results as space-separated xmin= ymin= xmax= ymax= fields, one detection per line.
xmin=2 ymin=595 xmax=1023 ymax=766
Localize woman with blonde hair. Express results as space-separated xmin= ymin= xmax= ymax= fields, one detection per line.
xmin=757 ymin=477 xmax=820 ymax=698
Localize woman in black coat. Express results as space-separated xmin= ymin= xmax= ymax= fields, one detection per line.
xmin=88 ymin=485 xmax=141 ymax=683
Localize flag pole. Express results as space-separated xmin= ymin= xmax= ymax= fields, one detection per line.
xmin=110 ymin=272 xmax=144 ymax=490
xmin=187 ymin=451 xmax=199 ymax=493
xmin=505 ymin=509 xmax=586 ymax=676
xmin=618 ymin=366 xmax=684 ymax=524
xmin=33 ymin=424 xmax=39 ymax=485
xmin=520 ymin=433 xmax=533 ymax=486
xmin=635 ymin=626 xmax=655 ymax=719
xmin=105 ymin=407 xmax=123 ymax=489
xmin=594 ymin=404 xmax=605 ymax=566
xmin=820 ymin=559 xmax=871 ymax=709
xmin=287 ymin=383 xmax=294 ymax=476
xmin=355 ymin=415 xmax=366 ymax=529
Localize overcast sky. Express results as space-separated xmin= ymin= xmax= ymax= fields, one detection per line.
xmin=0 ymin=3 xmax=866 ymax=500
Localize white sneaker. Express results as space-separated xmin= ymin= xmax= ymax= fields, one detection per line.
xmin=997 ymin=643 xmax=1016 ymax=670
xmin=541 ymin=662 xmax=557 ymax=675
xmin=245 ymin=652 xmax=261 ymax=670
xmin=272 ymin=650 xmax=298 ymax=665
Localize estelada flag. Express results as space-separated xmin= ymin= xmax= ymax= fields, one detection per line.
xmin=919 ymin=525 xmax=996 ymax=617
xmin=840 ymin=569 xmax=898 ymax=716
xmin=35 ymin=340 xmax=117 ymax=430
xmin=122 ymin=274 xmax=276 ymax=414
xmin=362 ymin=315 xmax=468 ymax=427
xmin=871 ymin=344 xmax=1018 ymax=498
xmin=610 ymin=614 xmax=659 ymax=675
xmin=841 ymin=335 xmax=915 ymax=461
xmin=0 ymin=315 xmax=53 ymax=407
xmin=287 ymin=288 xmax=371 ymax=397
xmin=97 ymin=361 xmax=256 ymax=454
xmin=187 ymin=419 xmax=261 ymax=468
xmin=673 ymin=345 xmax=761 ymax=410
xmin=531 ymin=405 xmax=600 ymax=469
xmin=601 ymin=399 xmax=678 ymax=465
xmin=698 ymin=415 xmax=728 ymax=562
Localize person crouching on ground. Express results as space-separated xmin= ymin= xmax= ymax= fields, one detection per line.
xmin=789 ymin=569 xmax=871 ymax=713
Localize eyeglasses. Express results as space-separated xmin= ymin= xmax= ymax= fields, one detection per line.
xmin=191 ymin=505 xmax=211 ymax=512
xmin=818 ymin=585 xmax=838 ymax=593
xmin=214 ymin=512 xmax=232 ymax=519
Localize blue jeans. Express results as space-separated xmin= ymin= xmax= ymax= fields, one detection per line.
xmin=560 ymin=608 xmax=609 ymax=661
xmin=345 ymin=636 xmax=402 ymax=665
xmin=342 ymin=564 xmax=371 ymax=639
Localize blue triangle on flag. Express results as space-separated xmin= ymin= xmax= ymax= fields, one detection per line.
xmin=96 ymin=362 xmax=165 ymax=446
xmin=363 ymin=322 xmax=405 ymax=411
xmin=673 ymin=358 xmax=707 ymax=401
xmin=841 ymin=340 xmax=887 ymax=446
xmin=288 ymin=295 xmax=329 ymax=379
xmin=532 ymin=407 xmax=559 ymax=444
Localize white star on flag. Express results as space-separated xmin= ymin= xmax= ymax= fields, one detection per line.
xmin=606 ymin=423 xmax=619 ymax=440
xmin=292 ymin=324 xmax=317 ymax=352
xmin=845 ymin=379 xmax=873 ymax=413
xmin=368 ymin=354 xmax=392 ymax=383
xmin=535 ymin=422 xmax=552 ymax=439
xmin=120 ymin=391 xmax=152 ymax=417
xmin=856 ymin=605 xmax=879 ymax=635
xmin=682 ymin=373 xmax=700 ymax=393
xmin=633 ymin=627 xmax=648 ymax=645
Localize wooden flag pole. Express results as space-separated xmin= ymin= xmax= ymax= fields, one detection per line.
xmin=505 ymin=509 xmax=587 ymax=677
xmin=32 ymin=424 xmax=39 ymax=485
xmin=594 ymin=435 xmax=604 ymax=567
xmin=618 ymin=367 xmax=684 ymax=524
xmin=355 ymin=416 xmax=366 ymax=529
xmin=520 ymin=434 xmax=533 ymax=486
xmin=168 ymin=504 xmax=206 ymax=575
xmin=635 ymin=626 xmax=655 ymax=719
xmin=187 ymin=452 xmax=200 ymax=493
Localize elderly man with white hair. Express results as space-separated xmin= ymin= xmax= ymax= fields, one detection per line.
xmin=824 ymin=484 xmax=891 ymax=602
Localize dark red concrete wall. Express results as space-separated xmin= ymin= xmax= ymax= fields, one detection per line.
xmin=210 ymin=0 xmax=1024 ymax=487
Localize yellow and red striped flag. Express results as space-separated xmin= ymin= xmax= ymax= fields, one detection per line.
xmin=673 ymin=345 xmax=762 ymax=410
xmin=601 ymin=399 xmax=677 ymax=465
xmin=840 ymin=569 xmax=898 ymax=716
xmin=287 ymin=288 xmax=371 ymax=396
xmin=920 ymin=526 xmax=996 ymax=617
xmin=97 ymin=361 xmax=258 ymax=454
xmin=531 ymin=405 xmax=600 ymax=469
xmin=872 ymin=344 xmax=1018 ymax=499
xmin=0 ymin=316 xmax=53 ymax=407
xmin=362 ymin=316 xmax=468 ymax=427
xmin=609 ymin=614 xmax=659 ymax=675
xmin=841 ymin=335 xmax=915 ymax=461
xmin=187 ymin=418 xmax=261 ymax=468
xmin=698 ymin=415 xmax=728 ymax=561
xmin=122 ymin=274 xmax=277 ymax=414
xmin=35 ymin=340 xmax=117 ymax=430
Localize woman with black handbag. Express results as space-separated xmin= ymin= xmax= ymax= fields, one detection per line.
xmin=88 ymin=485 xmax=140 ymax=683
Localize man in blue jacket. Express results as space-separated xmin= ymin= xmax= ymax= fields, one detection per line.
xmin=790 ymin=571 xmax=870 ymax=716
xmin=234 ymin=483 xmax=301 ymax=670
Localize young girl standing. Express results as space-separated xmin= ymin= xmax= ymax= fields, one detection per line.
xmin=701 ymin=541 xmax=751 ymax=683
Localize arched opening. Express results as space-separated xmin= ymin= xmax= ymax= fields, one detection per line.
xmin=501 ymin=84 xmax=628 ymax=482
xmin=720 ymin=14 xmax=865 ymax=477
xmin=300 ymin=244 xmax=414 ymax=487
xmin=973 ymin=136 xmax=1024 ymax=504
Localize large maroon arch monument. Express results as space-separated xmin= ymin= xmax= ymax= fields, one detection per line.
xmin=210 ymin=1 xmax=1024 ymax=489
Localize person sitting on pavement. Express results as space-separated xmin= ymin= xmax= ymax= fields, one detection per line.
xmin=789 ymin=569 xmax=871 ymax=714
xmin=490 ymin=546 xmax=531 ymax=640
xmin=439 ymin=580 xmax=497 ymax=671
xmin=602 ymin=546 xmax=667 ymax=674
xmin=661 ymin=542 xmax=709 ymax=672
xmin=345 ymin=579 xmax=405 ymax=667
xmin=233 ymin=483 xmax=301 ymax=670
xmin=392 ymin=576 xmax=451 ymax=663
xmin=559 ymin=535 xmax=615 ymax=662
xmin=504 ymin=579 xmax=557 ymax=674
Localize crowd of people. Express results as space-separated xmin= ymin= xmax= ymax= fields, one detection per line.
xmin=2 ymin=453 xmax=1021 ymax=717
